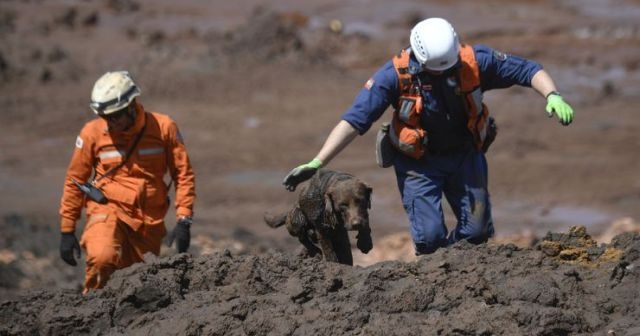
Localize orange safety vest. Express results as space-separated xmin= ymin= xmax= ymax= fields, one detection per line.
xmin=59 ymin=102 xmax=196 ymax=233
xmin=389 ymin=44 xmax=491 ymax=159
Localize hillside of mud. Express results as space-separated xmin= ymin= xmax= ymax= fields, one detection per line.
xmin=1 ymin=0 xmax=640 ymax=334
xmin=1 ymin=228 xmax=639 ymax=335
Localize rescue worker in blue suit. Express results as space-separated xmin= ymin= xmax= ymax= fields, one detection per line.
xmin=283 ymin=18 xmax=574 ymax=255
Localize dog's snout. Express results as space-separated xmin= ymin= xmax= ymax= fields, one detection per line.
xmin=348 ymin=218 xmax=366 ymax=230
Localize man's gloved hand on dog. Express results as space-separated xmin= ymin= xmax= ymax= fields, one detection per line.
xmin=167 ymin=216 xmax=192 ymax=253
xmin=283 ymin=158 xmax=322 ymax=191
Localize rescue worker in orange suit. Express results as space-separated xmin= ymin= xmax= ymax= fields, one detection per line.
xmin=59 ymin=71 xmax=196 ymax=292
xmin=283 ymin=18 xmax=574 ymax=255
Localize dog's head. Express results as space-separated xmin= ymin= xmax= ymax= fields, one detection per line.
xmin=324 ymin=176 xmax=372 ymax=231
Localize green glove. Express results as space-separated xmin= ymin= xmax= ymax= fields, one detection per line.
xmin=283 ymin=158 xmax=322 ymax=191
xmin=545 ymin=92 xmax=574 ymax=126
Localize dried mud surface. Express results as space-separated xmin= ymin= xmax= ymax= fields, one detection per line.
xmin=1 ymin=0 xmax=640 ymax=334
xmin=2 ymin=229 xmax=640 ymax=336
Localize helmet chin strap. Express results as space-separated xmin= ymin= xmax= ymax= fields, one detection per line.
xmin=124 ymin=104 xmax=137 ymax=130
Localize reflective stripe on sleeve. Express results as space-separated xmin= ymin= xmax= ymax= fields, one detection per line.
xmin=139 ymin=147 xmax=164 ymax=156
xmin=99 ymin=150 xmax=124 ymax=160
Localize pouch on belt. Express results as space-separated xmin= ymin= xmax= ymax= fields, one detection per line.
xmin=375 ymin=122 xmax=395 ymax=168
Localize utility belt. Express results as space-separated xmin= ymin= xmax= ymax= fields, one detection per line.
xmin=375 ymin=117 xmax=497 ymax=168
xmin=427 ymin=142 xmax=473 ymax=156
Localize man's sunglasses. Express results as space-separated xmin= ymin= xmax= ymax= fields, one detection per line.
xmin=100 ymin=105 xmax=132 ymax=122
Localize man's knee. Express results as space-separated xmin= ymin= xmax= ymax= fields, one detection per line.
xmin=452 ymin=222 xmax=493 ymax=245
xmin=412 ymin=226 xmax=448 ymax=255
xmin=87 ymin=245 xmax=120 ymax=270
xmin=83 ymin=247 xmax=120 ymax=292
xmin=466 ymin=231 xmax=490 ymax=245
xmin=415 ymin=243 xmax=435 ymax=255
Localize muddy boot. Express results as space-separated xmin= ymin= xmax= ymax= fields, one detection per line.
xmin=415 ymin=243 xmax=439 ymax=256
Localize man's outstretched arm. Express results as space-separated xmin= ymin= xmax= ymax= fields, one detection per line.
xmin=283 ymin=120 xmax=359 ymax=191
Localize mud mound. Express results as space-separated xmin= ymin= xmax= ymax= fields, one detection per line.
xmin=2 ymin=229 xmax=638 ymax=335
xmin=540 ymin=226 xmax=625 ymax=268
xmin=0 ymin=214 xmax=82 ymax=297
xmin=220 ymin=7 xmax=307 ymax=63
xmin=213 ymin=6 xmax=374 ymax=68
xmin=354 ymin=232 xmax=417 ymax=266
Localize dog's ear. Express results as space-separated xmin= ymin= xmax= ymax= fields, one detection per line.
xmin=365 ymin=184 xmax=373 ymax=209
xmin=324 ymin=192 xmax=334 ymax=214
xmin=323 ymin=191 xmax=339 ymax=228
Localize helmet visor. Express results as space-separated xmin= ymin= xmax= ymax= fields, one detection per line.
xmin=90 ymin=85 xmax=139 ymax=116
xmin=421 ymin=56 xmax=461 ymax=73
xmin=99 ymin=104 xmax=133 ymax=122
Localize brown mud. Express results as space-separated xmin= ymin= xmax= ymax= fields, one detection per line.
xmin=2 ymin=228 xmax=639 ymax=335
xmin=1 ymin=0 xmax=640 ymax=334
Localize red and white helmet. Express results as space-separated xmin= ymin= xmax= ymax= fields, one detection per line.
xmin=409 ymin=18 xmax=460 ymax=71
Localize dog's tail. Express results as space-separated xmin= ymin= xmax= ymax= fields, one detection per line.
xmin=264 ymin=212 xmax=287 ymax=228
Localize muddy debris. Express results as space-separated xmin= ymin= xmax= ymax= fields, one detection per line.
xmin=218 ymin=7 xmax=307 ymax=64
xmin=1 ymin=0 xmax=640 ymax=334
xmin=1 ymin=227 xmax=638 ymax=335
xmin=106 ymin=0 xmax=141 ymax=14
xmin=539 ymin=226 xmax=624 ymax=267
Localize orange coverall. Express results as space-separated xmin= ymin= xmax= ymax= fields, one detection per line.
xmin=59 ymin=102 xmax=195 ymax=291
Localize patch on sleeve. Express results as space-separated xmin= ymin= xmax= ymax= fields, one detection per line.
xmin=493 ymin=50 xmax=508 ymax=61
xmin=75 ymin=136 xmax=84 ymax=149
xmin=364 ymin=78 xmax=375 ymax=90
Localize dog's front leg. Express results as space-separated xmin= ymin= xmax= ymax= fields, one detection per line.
xmin=286 ymin=206 xmax=322 ymax=258
xmin=317 ymin=229 xmax=339 ymax=263
xmin=332 ymin=227 xmax=354 ymax=265
xmin=298 ymin=234 xmax=322 ymax=257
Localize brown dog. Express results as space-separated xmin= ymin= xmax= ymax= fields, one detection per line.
xmin=265 ymin=169 xmax=373 ymax=265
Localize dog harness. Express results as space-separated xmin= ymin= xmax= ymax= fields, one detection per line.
xmin=299 ymin=170 xmax=354 ymax=229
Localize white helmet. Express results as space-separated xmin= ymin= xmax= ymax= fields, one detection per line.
xmin=90 ymin=71 xmax=141 ymax=115
xmin=409 ymin=18 xmax=460 ymax=71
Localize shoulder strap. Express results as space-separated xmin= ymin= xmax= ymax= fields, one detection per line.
xmin=94 ymin=118 xmax=147 ymax=183
xmin=458 ymin=44 xmax=480 ymax=92
xmin=392 ymin=49 xmax=413 ymax=94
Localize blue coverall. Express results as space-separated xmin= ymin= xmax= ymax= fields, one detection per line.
xmin=342 ymin=45 xmax=542 ymax=254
